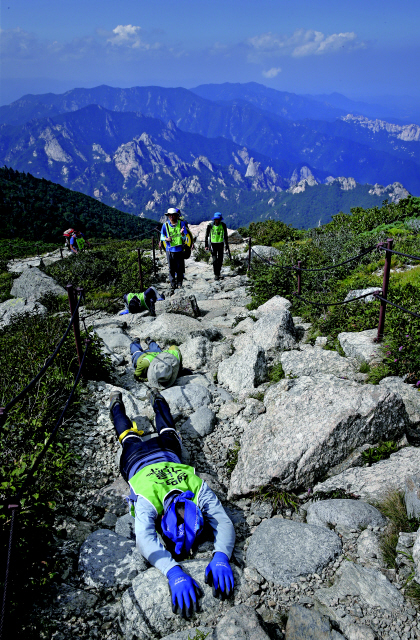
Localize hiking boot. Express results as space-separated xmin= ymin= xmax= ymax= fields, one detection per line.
xmin=214 ymin=275 xmax=220 ymax=281
xmin=109 ymin=390 xmax=124 ymax=419
xmin=132 ymin=337 xmax=141 ymax=344
xmin=146 ymin=387 xmax=165 ymax=408
xmin=144 ymin=336 xmax=152 ymax=347
xmin=170 ymin=287 xmax=176 ymax=296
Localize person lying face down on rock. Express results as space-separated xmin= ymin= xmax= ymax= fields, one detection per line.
xmin=119 ymin=286 xmax=165 ymax=317
xmin=130 ymin=337 xmax=183 ymax=388
xmin=109 ymin=389 xmax=236 ymax=618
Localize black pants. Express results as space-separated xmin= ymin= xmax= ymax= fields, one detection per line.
xmin=166 ymin=251 xmax=185 ymax=288
xmin=111 ymin=396 xmax=182 ymax=481
xmin=211 ymin=243 xmax=224 ymax=277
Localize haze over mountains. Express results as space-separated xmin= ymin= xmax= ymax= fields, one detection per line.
xmin=0 ymin=82 xmax=418 ymax=228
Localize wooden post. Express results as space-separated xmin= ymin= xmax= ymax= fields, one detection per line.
xmin=248 ymin=237 xmax=252 ymax=273
xmin=152 ymin=236 xmax=157 ymax=277
xmin=66 ymin=284 xmax=83 ymax=367
xmin=137 ymin=249 xmax=144 ymax=290
xmin=376 ymin=238 xmax=393 ymax=342
xmin=297 ymin=260 xmax=302 ymax=295
xmin=60 ymin=247 xmax=63 ymax=259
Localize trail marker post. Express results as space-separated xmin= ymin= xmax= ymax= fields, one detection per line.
xmin=248 ymin=237 xmax=252 ymax=273
xmin=376 ymin=238 xmax=393 ymax=342
xmin=152 ymin=236 xmax=157 ymax=277
xmin=66 ymin=284 xmax=83 ymax=366
xmin=137 ymin=249 xmax=144 ymax=290
xmin=297 ymin=260 xmax=302 ymax=296
xmin=60 ymin=247 xmax=63 ymax=259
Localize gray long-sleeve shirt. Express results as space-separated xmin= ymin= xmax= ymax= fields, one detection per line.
xmin=134 ymin=481 xmax=235 ymax=576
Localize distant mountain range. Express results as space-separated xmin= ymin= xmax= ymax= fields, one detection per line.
xmin=0 ymin=82 xmax=418 ymax=228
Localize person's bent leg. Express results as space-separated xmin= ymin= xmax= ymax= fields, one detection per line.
xmin=147 ymin=341 xmax=162 ymax=353
xmin=130 ymin=341 xmax=144 ymax=368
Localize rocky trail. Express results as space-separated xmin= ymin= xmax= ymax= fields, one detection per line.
xmin=4 ymin=247 xmax=420 ymax=640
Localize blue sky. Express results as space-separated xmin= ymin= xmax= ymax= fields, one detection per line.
xmin=1 ymin=0 xmax=420 ymax=105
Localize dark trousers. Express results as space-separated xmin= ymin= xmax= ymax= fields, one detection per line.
xmin=166 ymin=251 xmax=185 ymax=287
xmin=111 ymin=398 xmax=182 ymax=481
xmin=211 ymin=242 xmax=225 ymax=277
xmin=130 ymin=340 xmax=161 ymax=368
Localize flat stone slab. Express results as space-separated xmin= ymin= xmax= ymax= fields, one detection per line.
xmin=218 ymin=343 xmax=267 ymax=394
xmin=95 ymin=326 xmax=132 ymax=350
xmin=379 ymin=376 xmax=420 ymax=426
xmin=119 ymin=559 xmax=243 ymax=640
xmin=313 ymin=447 xmax=420 ymax=501
xmin=10 ymin=266 xmax=66 ymax=300
xmin=161 ymin=384 xmax=212 ymax=417
xmin=179 ymin=408 xmax=216 ymax=439
xmin=285 ymin=605 xmax=345 ymax=640
xmin=213 ymin=605 xmax=270 ymax=640
xmin=405 ymin=473 xmax=420 ymax=519
xmin=254 ymin=295 xmax=292 ymax=319
xmin=134 ymin=313 xmax=221 ymax=345
xmin=314 ymin=561 xmax=404 ymax=612
xmin=0 ymin=297 xmax=47 ymax=327
xmin=344 ymin=288 xmax=381 ymax=304
xmin=357 ymin=529 xmax=384 ymax=566
xmin=229 ymin=374 xmax=408 ymax=498
xmin=338 ymin=329 xmax=382 ymax=364
xmin=306 ymin=499 xmax=386 ymax=530
xmin=413 ymin=529 xmax=420 ymax=582
xmin=54 ymin=584 xmax=98 ymax=615
xmin=246 ymin=518 xmax=341 ymax=586
xmin=79 ymin=529 xmax=148 ymax=589
xmin=179 ymin=336 xmax=213 ymax=370
xmin=281 ymin=347 xmax=358 ymax=380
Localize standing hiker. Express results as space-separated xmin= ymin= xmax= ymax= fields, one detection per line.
xmin=160 ymin=208 xmax=191 ymax=294
xmin=205 ymin=213 xmax=230 ymax=280
xmin=69 ymin=230 xmax=90 ymax=255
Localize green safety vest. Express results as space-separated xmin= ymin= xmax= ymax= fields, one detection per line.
xmin=141 ymin=348 xmax=180 ymax=366
xmin=76 ymin=236 xmax=86 ymax=251
xmin=126 ymin=291 xmax=148 ymax=310
xmin=166 ymin=221 xmax=183 ymax=247
xmin=129 ymin=462 xmax=204 ymax=515
xmin=210 ymin=223 xmax=224 ymax=244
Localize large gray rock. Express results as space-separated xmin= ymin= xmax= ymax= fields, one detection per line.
xmin=161 ymin=384 xmax=212 ymax=417
xmin=285 ymin=605 xmax=345 ymax=640
xmin=313 ymin=447 xmax=420 ymax=502
xmin=0 ymin=297 xmax=47 ymax=327
xmin=251 ymin=245 xmax=281 ymax=261
xmin=254 ymin=295 xmax=292 ymax=319
xmin=179 ymin=336 xmax=213 ymax=370
xmin=246 ymin=518 xmax=341 ymax=586
xmin=229 ymin=375 xmax=408 ymax=499
xmin=218 ymin=343 xmax=267 ymax=394
xmin=344 ymin=288 xmax=381 ymax=304
xmin=314 ymin=561 xmax=404 ymax=612
xmin=338 ymin=329 xmax=382 ymax=364
xmin=95 ymin=326 xmax=132 ymax=350
xmin=251 ymin=310 xmax=296 ymax=354
xmin=78 ymin=529 xmax=148 ymax=589
xmin=281 ymin=347 xmax=358 ymax=380
xmin=54 ymin=584 xmax=98 ymax=615
xmin=214 ymin=605 xmax=270 ymax=640
xmin=306 ymin=499 xmax=386 ymax=530
xmin=10 ymin=266 xmax=66 ymax=300
xmin=115 ymin=513 xmax=135 ymax=541
xmin=405 ymin=473 xmax=420 ymax=519
xmin=119 ymin=559 xmax=243 ymax=640
xmin=413 ymin=528 xmax=420 ymax=583
xmin=356 ymin=529 xmax=384 ymax=567
xmin=179 ymin=408 xmax=216 ymax=439
xmin=135 ymin=313 xmax=221 ymax=345
xmin=379 ymin=376 xmax=420 ymax=426
xmin=156 ymin=293 xmax=200 ymax=319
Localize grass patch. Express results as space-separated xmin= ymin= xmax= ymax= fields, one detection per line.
xmin=374 ymin=490 xmax=420 ymax=568
xmin=312 ymin=488 xmax=361 ymax=501
xmin=268 ymin=362 xmax=285 ymax=383
xmin=405 ymin=579 xmax=420 ymax=607
xmin=359 ymin=360 xmax=370 ymax=374
xmin=254 ymin=485 xmax=300 ymax=513
xmin=248 ymin=391 xmax=265 ymax=402
xmin=225 ymin=442 xmax=240 ymax=476
xmin=366 ymin=363 xmax=391 ymax=384
xmin=188 ymin=630 xmax=211 ymax=640
xmin=361 ymin=441 xmax=400 ymax=466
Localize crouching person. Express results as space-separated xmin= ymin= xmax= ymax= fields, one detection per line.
xmin=120 ymin=286 xmax=165 ymax=317
xmin=109 ymin=389 xmax=236 ymax=617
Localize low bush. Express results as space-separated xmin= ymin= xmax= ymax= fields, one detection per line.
xmin=225 ymin=442 xmax=241 ymax=476
xmin=268 ymin=362 xmax=285 ymax=383
xmin=361 ymin=441 xmax=400 ymax=465
xmin=374 ymin=490 xmax=420 ymax=568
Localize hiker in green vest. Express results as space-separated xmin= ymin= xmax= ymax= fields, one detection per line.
xmin=160 ymin=208 xmax=191 ymax=294
xmin=205 ymin=213 xmax=230 ymax=280
xmin=69 ymin=230 xmax=90 ymax=255
xmin=108 ymin=388 xmax=235 ymax=618
xmin=130 ymin=337 xmax=182 ymax=386
xmin=120 ymin=287 xmax=165 ymax=317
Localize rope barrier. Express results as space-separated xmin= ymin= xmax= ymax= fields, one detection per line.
xmin=373 ymin=293 xmax=420 ymax=320
xmin=251 ymin=245 xmax=378 ymax=272
xmin=291 ymin=290 xmax=381 ymax=309
xmin=0 ymin=292 xmax=83 ymax=425
xmin=378 ymin=246 xmax=420 ymax=262
xmin=0 ymin=339 xmax=90 ymax=640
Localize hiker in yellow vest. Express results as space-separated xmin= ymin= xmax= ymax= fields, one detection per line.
xmin=205 ymin=213 xmax=230 ymax=280
xmin=119 ymin=287 xmax=165 ymax=317
xmin=130 ymin=337 xmax=182 ymax=386
xmin=160 ymin=208 xmax=191 ymax=294
xmin=108 ymin=388 xmax=236 ymax=618
xmin=69 ymin=230 xmax=90 ymax=255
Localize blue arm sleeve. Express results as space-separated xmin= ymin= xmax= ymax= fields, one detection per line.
xmin=161 ymin=223 xmax=169 ymax=243
xmin=198 ymin=482 xmax=235 ymax=559
xmin=134 ymin=497 xmax=179 ymax=576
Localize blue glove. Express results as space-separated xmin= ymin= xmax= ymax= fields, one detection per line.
xmin=119 ymin=309 xmax=129 ymax=315
xmin=167 ymin=566 xmax=202 ymax=618
xmin=204 ymin=552 xmax=234 ymax=600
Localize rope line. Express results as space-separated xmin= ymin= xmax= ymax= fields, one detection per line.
xmin=250 ymin=244 xmax=377 ymax=272
xmin=1 ymin=292 xmax=83 ymax=419
xmin=378 ymin=246 xmax=420 ymax=262
xmin=291 ymin=290 xmax=380 ymax=308
xmin=373 ymin=293 xmax=420 ymax=320
xmin=0 ymin=339 xmax=89 ymax=640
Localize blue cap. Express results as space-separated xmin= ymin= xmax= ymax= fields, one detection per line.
xmin=213 ymin=212 xmax=223 ymax=220
xmin=161 ymin=491 xmax=204 ymax=555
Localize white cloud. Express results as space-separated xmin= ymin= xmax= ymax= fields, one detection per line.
xmin=107 ymin=25 xmax=147 ymax=49
xmin=248 ymin=29 xmax=364 ymax=61
xmin=262 ymin=67 xmax=281 ymax=78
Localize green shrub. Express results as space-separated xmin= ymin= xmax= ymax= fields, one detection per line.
xmin=254 ymin=485 xmax=300 ymax=513
xmin=193 ymin=246 xmax=211 ymax=263
xmin=268 ymin=362 xmax=285 ymax=383
xmin=238 ymin=220 xmax=301 ymax=246
xmin=374 ymin=490 xmax=420 ymax=568
xmin=361 ymin=441 xmax=400 ymax=465
xmin=226 ymin=442 xmax=240 ymax=476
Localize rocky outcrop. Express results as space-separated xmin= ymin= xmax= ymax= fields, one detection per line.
xmin=10 ymin=266 xmax=66 ymax=300
xmin=0 ymin=297 xmax=47 ymax=327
